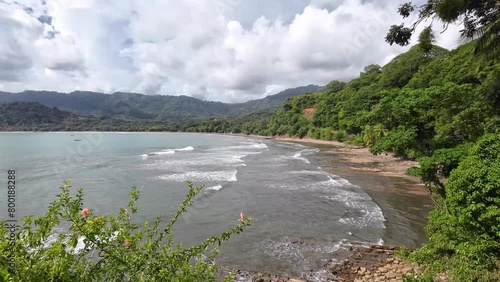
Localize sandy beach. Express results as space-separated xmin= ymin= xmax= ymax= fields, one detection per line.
xmin=246 ymin=135 xmax=428 ymax=196
xmin=271 ymin=137 xmax=420 ymax=179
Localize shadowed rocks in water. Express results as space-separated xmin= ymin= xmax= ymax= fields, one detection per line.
xmin=225 ymin=245 xmax=450 ymax=282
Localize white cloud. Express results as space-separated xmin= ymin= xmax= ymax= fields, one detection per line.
xmin=0 ymin=0 xmax=465 ymax=102
xmin=0 ymin=8 xmax=43 ymax=81
xmin=36 ymin=35 xmax=84 ymax=70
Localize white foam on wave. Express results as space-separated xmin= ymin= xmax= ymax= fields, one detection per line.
xmin=206 ymin=184 xmax=223 ymax=191
xmin=279 ymin=141 xmax=306 ymax=147
xmin=288 ymin=170 xmax=326 ymax=175
xmin=303 ymin=269 xmax=337 ymax=282
xmin=176 ymin=146 xmax=194 ymax=151
xmin=323 ymin=186 xmax=386 ymax=229
xmin=328 ymin=176 xmax=351 ymax=186
xmin=377 ymin=238 xmax=385 ymax=245
xmin=142 ymin=154 xmax=244 ymax=169
xmin=140 ymin=150 xmax=258 ymax=171
xmin=148 ymin=149 xmax=175 ymax=156
xmin=143 ymin=146 xmax=194 ymax=157
xmin=293 ymin=151 xmax=310 ymax=164
xmin=266 ymin=174 xmax=351 ymax=192
xmin=296 ymin=174 xmax=386 ymax=229
xmin=306 ymin=176 xmax=352 ymax=191
xmin=158 ymin=170 xmax=237 ymax=182
xmin=208 ymin=142 xmax=268 ymax=151
xmin=250 ymin=143 xmax=268 ymax=149
xmin=292 ymin=148 xmax=320 ymax=164
xmin=261 ymin=236 xmax=344 ymax=264
xmin=42 ymin=229 xmax=119 ymax=254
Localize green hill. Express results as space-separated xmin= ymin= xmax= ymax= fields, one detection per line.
xmin=265 ymin=42 xmax=499 ymax=158
xmin=0 ymin=101 xmax=177 ymax=131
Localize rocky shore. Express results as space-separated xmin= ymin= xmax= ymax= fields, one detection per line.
xmin=229 ymin=245 xmax=434 ymax=282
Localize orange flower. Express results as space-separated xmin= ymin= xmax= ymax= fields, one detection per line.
xmin=123 ymin=240 xmax=131 ymax=248
xmin=240 ymin=212 xmax=245 ymax=222
xmin=81 ymin=208 xmax=91 ymax=218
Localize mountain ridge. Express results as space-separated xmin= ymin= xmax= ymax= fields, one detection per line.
xmin=0 ymin=85 xmax=320 ymax=121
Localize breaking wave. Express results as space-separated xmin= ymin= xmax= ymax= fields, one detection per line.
xmin=158 ymin=170 xmax=238 ymax=182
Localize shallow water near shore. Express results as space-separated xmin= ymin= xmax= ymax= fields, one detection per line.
xmin=0 ymin=132 xmax=433 ymax=279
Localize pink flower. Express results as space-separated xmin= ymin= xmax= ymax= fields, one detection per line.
xmin=81 ymin=208 xmax=91 ymax=218
xmin=240 ymin=212 xmax=245 ymax=222
xmin=123 ymin=240 xmax=131 ymax=248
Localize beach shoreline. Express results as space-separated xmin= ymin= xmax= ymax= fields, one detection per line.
xmin=242 ymin=135 xmax=427 ymax=195
xmin=224 ymin=134 xmax=433 ymax=282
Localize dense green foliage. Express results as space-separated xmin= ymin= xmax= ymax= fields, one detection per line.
xmin=0 ymin=85 xmax=319 ymax=122
xmin=0 ymin=182 xmax=251 ymax=281
xmin=182 ymin=111 xmax=273 ymax=135
xmin=266 ymin=42 xmax=499 ymax=156
xmin=409 ymin=135 xmax=500 ymax=281
xmin=268 ymin=92 xmax=325 ymax=138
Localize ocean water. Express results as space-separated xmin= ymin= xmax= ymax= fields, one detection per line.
xmin=0 ymin=132 xmax=429 ymax=278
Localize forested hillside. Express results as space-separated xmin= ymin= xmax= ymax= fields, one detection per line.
xmin=0 ymin=102 xmax=178 ymax=131
xmin=266 ymin=42 xmax=499 ymax=156
xmin=0 ymin=85 xmax=319 ymax=121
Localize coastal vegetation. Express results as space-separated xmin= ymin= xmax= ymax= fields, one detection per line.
xmin=0 ymin=182 xmax=252 ymax=281
xmin=261 ymin=42 xmax=500 ymax=281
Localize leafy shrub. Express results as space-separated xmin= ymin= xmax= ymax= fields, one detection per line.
xmin=370 ymin=126 xmax=417 ymax=157
xmin=418 ymin=143 xmax=473 ymax=197
xmin=296 ymin=125 xmax=309 ymax=138
xmin=333 ymin=130 xmax=347 ymax=141
xmin=0 ymin=182 xmax=252 ymax=281
xmin=362 ymin=124 xmax=388 ymax=146
xmin=405 ymin=167 xmax=422 ymax=177
xmin=321 ymin=127 xmax=334 ymax=141
xmin=346 ymin=134 xmax=365 ymax=146
xmin=410 ymin=134 xmax=500 ymax=281
xmin=310 ymin=127 xmax=322 ymax=140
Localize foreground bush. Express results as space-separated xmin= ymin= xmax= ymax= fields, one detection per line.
xmin=0 ymin=181 xmax=252 ymax=281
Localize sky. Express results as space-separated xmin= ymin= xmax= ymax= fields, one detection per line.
xmin=0 ymin=0 xmax=463 ymax=102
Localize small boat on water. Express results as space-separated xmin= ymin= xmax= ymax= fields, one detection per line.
xmin=74 ymin=139 xmax=82 ymax=141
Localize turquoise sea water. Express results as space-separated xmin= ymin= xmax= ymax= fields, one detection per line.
xmin=0 ymin=132 xmax=430 ymax=278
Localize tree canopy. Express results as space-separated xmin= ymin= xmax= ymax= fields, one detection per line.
xmin=386 ymin=1 xmax=500 ymax=54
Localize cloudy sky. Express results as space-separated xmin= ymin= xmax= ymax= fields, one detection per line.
xmin=0 ymin=0 xmax=463 ymax=102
